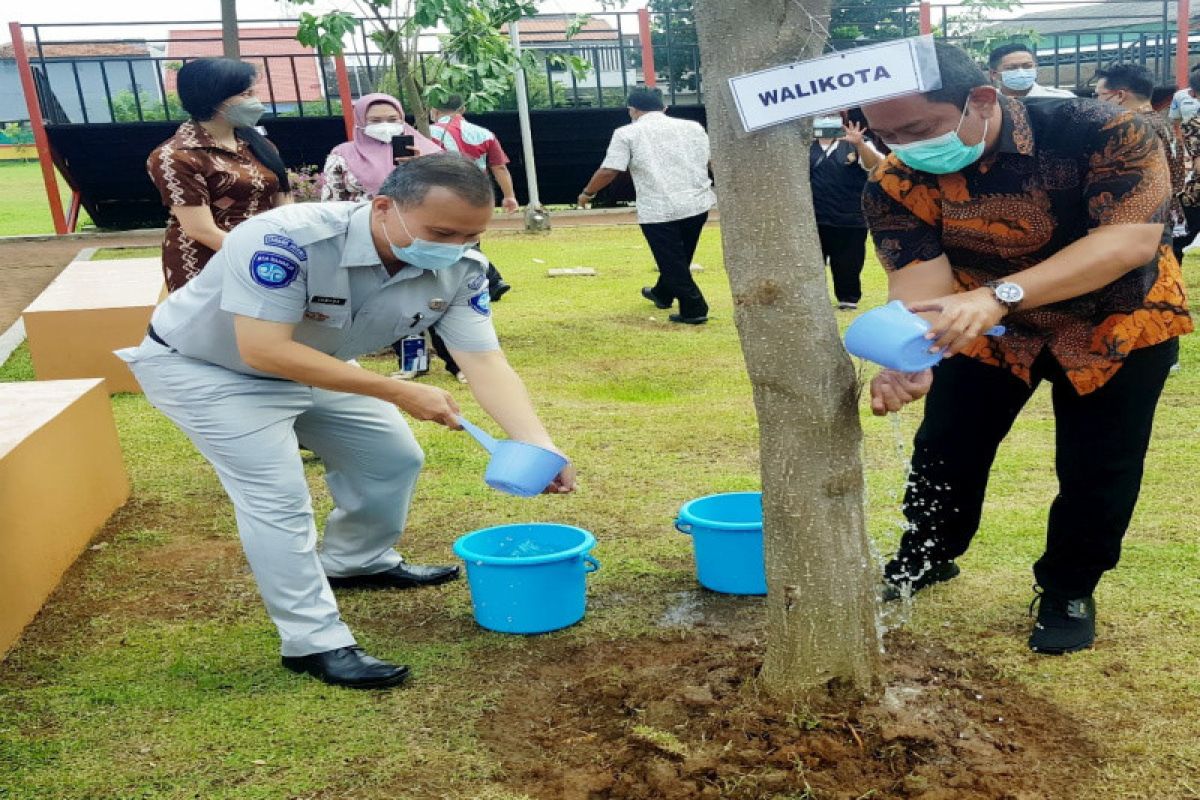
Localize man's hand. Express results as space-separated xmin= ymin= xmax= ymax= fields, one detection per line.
xmin=843 ymin=119 xmax=867 ymax=147
xmin=909 ymin=287 xmax=1007 ymax=355
xmin=869 ymin=369 xmax=933 ymax=416
xmin=392 ymin=382 xmax=461 ymax=427
xmin=501 ymin=196 xmax=520 ymax=213
xmin=544 ymin=460 xmax=577 ymax=494
xmin=576 ymin=193 xmax=593 ymax=209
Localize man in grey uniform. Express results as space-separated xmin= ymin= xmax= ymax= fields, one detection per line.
xmin=118 ymin=154 xmax=575 ymax=689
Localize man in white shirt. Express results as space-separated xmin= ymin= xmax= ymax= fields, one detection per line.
xmin=1168 ymin=65 xmax=1200 ymax=128
xmin=577 ymin=87 xmax=717 ymax=324
xmin=988 ymin=43 xmax=1076 ymax=99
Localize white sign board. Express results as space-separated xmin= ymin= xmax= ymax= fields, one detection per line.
xmin=728 ymin=36 xmax=942 ymax=133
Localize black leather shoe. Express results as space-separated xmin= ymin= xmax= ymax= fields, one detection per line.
xmin=1028 ymin=588 xmax=1095 ymax=655
xmin=669 ymin=313 xmax=708 ymax=325
xmin=641 ymin=287 xmax=672 ymax=309
xmin=882 ymin=559 xmax=960 ymax=602
xmin=282 ymin=645 xmax=410 ymax=689
xmin=489 ymin=281 xmax=512 ymax=302
xmin=326 ymin=563 xmax=460 ymax=590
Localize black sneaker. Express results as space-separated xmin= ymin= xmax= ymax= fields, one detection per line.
xmin=881 ymin=559 xmax=960 ymax=602
xmin=1028 ymin=588 xmax=1095 ymax=655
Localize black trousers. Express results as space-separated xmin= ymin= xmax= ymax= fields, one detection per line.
xmin=1172 ymin=204 xmax=1200 ymax=262
xmin=817 ymin=224 xmax=867 ymax=304
xmin=640 ymin=211 xmax=709 ymax=318
xmin=891 ymin=338 xmax=1179 ymax=598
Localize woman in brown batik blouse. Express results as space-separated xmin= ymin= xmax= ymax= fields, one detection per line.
xmin=147 ymin=58 xmax=291 ymax=292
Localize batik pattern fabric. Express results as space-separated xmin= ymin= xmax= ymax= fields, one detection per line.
xmin=147 ymin=120 xmax=281 ymax=291
xmin=1180 ymin=116 xmax=1200 ymax=208
xmin=863 ymin=96 xmax=1191 ymax=395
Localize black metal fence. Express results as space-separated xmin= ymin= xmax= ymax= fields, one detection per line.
xmin=9 ymin=2 xmax=1193 ymax=127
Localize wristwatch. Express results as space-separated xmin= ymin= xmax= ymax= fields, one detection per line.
xmin=579 ymin=190 xmax=595 ymax=200
xmin=985 ymin=280 xmax=1024 ymax=311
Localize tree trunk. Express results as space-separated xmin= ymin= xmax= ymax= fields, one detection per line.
xmin=392 ymin=53 xmax=430 ymax=137
xmin=694 ymin=0 xmax=882 ymax=701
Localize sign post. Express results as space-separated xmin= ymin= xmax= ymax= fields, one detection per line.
xmin=727 ymin=36 xmax=941 ymax=134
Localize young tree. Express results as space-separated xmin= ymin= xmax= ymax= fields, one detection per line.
xmin=694 ymin=0 xmax=882 ymax=701
xmin=294 ymin=0 xmax=589 ymax=132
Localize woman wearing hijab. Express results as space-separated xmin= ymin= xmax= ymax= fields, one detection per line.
xmin=322 ymin=94 xmax=481 ymax=382
xmin=320 ymin=93 xmax=442 ymax=201
xmin=147 ymin=58 xmax=291 ymax=291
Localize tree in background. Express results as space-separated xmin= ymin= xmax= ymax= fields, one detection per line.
xmin=829 ymin=0 xmax=909 ymax=44
xmin=295 ymin=0 xmax=590 ymax=131
xmin=694 ymin=0 xmax=883 ymax=701
xmin=636 ymin=0 xmax=700 ymax=92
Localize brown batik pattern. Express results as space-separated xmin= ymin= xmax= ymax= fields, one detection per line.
xmin=147 ymin=120 xmax=281 ymax=291
xmin=864 ymin=96 xmax=1191 ymax=395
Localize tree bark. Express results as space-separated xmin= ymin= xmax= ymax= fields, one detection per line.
xmin=694 ymin=0 xmax=882 ymax=701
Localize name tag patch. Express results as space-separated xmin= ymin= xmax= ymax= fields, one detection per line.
xmin=310 ymin=295 xmax=347 ymax=306
xmin=469 ymin=291 xmax=491 ymax=317
xmin=250 ymin=251 xmax=300 ymax=288
xmin=264 ymin=233 xmax=308 ymax=261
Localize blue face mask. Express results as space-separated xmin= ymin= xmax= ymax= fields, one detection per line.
xmin=886 ymin=106 xmax=989 ymax=175
xmin=382 ymin=204 xmax=475 ymax=271
xmin=1000 ymin=68 xmax=1037 ymax=92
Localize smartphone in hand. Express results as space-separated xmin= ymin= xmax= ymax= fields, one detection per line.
xmin=391 ymin=134 xmax=416 ymax=161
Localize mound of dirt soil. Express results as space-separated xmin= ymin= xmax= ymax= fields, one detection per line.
xmin=483 ymin=631 xmax=1095 ymax=800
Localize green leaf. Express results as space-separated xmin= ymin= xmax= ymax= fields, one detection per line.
xmin=564 ymin=13 xmax=592 ymax=40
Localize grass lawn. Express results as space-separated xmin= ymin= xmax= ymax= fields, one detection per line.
xmin=0 ymin=225 xmax=1198 ymax=798
xmin=0 ymin=161 xmax=93 ymax=237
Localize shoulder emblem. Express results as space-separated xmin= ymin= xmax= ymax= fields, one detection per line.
xmin=250 ymin=251 xmax=300 ymax=288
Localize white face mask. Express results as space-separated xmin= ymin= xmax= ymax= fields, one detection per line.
xmin=363 ymin=122 xmax=405 ymax=143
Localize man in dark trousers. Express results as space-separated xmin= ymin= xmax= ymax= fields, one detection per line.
xmin=577 ymin=87 xmax=717 ymax=325
xmin=810 ymin=115 xmax=883 ymax=310
xmin=861 ymin=42 xmax=1190 ymax=655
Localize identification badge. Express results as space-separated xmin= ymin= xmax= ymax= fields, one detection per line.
xmin=428 ymin=298 xmax=447 ymax=311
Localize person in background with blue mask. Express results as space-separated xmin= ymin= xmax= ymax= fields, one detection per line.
xmin=859 ymin=42 xmax=1190 ymax=656
xmin=117 ymin=153 xmax=575 ymax=690
xmin=987 ymin=43 xmax=1075 ymax=99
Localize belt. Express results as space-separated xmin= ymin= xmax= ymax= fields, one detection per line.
xmin=147 ymin=324 xmax=171 ymax=349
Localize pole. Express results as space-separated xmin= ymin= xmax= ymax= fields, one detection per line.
xmin=9 ymin=22 xmax=67 ymax=235
xmin=508 ymin=21 xmax=549 ymax=231
xmin=221 ymin=0 xmax=240 ymax=59
xmin=638 ymin=8 xmax=657 ymax=87
xmin=919 ymin=2 xmax=932 ymax=36
xmin=334 ymin=54 xmax=355 ymax=140
xmin=1178 ymin=0 xmax=1191 ymax=88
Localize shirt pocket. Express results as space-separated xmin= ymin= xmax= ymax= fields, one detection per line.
xmin=391 ymin=306 xmax=446 ymax=339
xmin=303 ymin=298 xmax=350 ymax=329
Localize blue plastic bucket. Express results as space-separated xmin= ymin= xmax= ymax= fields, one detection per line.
xmin=676 ymin=492 xmax=766 ymax=595
xmin=453 ymin=523 xmax=600 ymax=634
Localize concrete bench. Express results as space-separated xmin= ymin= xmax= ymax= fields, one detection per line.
xmin=23 ymin=257 xmax=165 ymax=394
xmin=0 ymin=379 xmax=130 ymax=658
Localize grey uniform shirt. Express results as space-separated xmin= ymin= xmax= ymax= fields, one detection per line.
xmin=148 ymin=201 xmax=499 ymax=377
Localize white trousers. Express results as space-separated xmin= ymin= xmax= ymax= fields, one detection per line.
xmin=121 ymin=340 xmax=424 ymax=656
